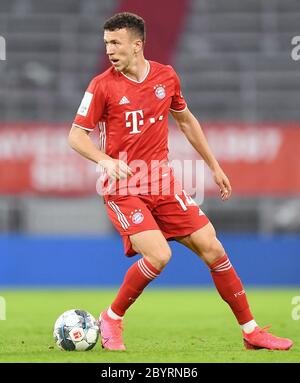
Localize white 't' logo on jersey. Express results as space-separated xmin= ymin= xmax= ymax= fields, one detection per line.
xmin=125 ymin=110 xmax=144 ymax=134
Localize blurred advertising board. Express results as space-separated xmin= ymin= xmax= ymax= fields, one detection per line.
xmin=0 ymin=122 xmax=299 ymax=196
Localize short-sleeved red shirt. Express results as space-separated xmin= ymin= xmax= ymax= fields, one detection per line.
xmin=73 ymin=60 xmax=187 ymax=195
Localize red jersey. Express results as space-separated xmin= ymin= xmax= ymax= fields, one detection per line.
xmin=73 ymin=60 xmax=187 ymax=195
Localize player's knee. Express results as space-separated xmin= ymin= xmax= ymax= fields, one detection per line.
xmin=159 ymin=247 xmax=172 ymax=268
xmin=192 ymin=231 xmax=225 ymax=265
xmin=204 ymin=238 xmax=225 ymax=263
xmin=144 ymin=246 xmax=172 ymax=271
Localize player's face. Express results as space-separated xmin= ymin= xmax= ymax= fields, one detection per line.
xmin=104 ymin=28 xmax=138 ymax=72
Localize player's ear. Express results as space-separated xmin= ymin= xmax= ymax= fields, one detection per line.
xmin=134 ymin=39 xmax=143 ymax=54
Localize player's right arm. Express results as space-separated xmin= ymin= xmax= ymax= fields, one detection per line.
xmin=68 ymin=126 xmax=132 ymax=180
xmin=68 ymin=125 xmax=108 ymax=164
xmin=69 ymin=77 xmax=132 ymax=180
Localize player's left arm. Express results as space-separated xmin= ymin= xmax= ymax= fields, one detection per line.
xmin=170 ymin=108 xmax=232 ymax=200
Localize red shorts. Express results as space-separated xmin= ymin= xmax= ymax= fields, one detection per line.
xmin=104 ymin=189 xmax=209 ymax=256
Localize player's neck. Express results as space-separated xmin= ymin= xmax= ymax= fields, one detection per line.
xmin=122 ymin=58 xmax=149 ymax=82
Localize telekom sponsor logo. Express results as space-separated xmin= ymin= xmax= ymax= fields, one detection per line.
xmin=125 ymin=110 xmax=164 ymax=134
xmin=125 ymin=110 xmax=144 ymax=134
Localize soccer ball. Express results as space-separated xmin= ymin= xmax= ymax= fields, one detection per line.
xmin=53 ymin=309 xmax=99 ymax=351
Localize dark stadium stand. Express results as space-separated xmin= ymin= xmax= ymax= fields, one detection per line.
xmin=0 ymin=0 xmax=299 ymax=121
xmin=175 ymin=0 xmax=300 ymax=121
xmin=0 ymin=0 xmax=117 ymax=121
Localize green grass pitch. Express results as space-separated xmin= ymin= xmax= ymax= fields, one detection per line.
xmin=0 ymin=288 xmax=298 ymax=363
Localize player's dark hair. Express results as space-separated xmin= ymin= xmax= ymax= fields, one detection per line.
xmin=103 ymin=12 xmax=146 ymax=43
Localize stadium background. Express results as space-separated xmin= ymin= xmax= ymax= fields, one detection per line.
xmin=0 ymin=0 xmax=299 ymax=289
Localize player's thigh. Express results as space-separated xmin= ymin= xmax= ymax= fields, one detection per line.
xmin=105 ymin=195 xmax=158 ymax=237
xmin=153 ymin=189 xmax=209 ymax=241
xmin=175 ymin=222 xmax=225 ymax=265
xmin=105 ymin=195 xmax=171 ymax=268
xmin=130 ymin=230 xmax=172 ymax=270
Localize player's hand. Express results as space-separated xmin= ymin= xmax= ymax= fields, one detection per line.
xmin=98 ymin=159 xmax=133 ymax=180
xmin=212 ymin=167 xmax=232 ymax=201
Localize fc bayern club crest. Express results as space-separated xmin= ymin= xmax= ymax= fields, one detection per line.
xmin=154 ymin=84 xmax=166 ymax=99
xmin=129 ymin=209 xmax=144 ymax=224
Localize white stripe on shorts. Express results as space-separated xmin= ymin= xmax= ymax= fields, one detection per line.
xmin=108 ymin=201 xmax=130 ymax=230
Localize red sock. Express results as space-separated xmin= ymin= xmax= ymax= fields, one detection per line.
xmin=111 ymin=258 xmax=160 ymax=317
xmin=210 ymin=254 xmax=253 ymax=325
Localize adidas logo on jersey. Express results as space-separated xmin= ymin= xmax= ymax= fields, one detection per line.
xmin=119 ymin=96 xmax=130 ymax=105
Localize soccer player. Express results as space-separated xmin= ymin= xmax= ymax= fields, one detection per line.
xmin=69 ymin=12 xmax=293 ymax=351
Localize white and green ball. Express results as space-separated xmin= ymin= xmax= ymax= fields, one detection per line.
xmin=53 ymin=309 xmax=99 ymax=351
